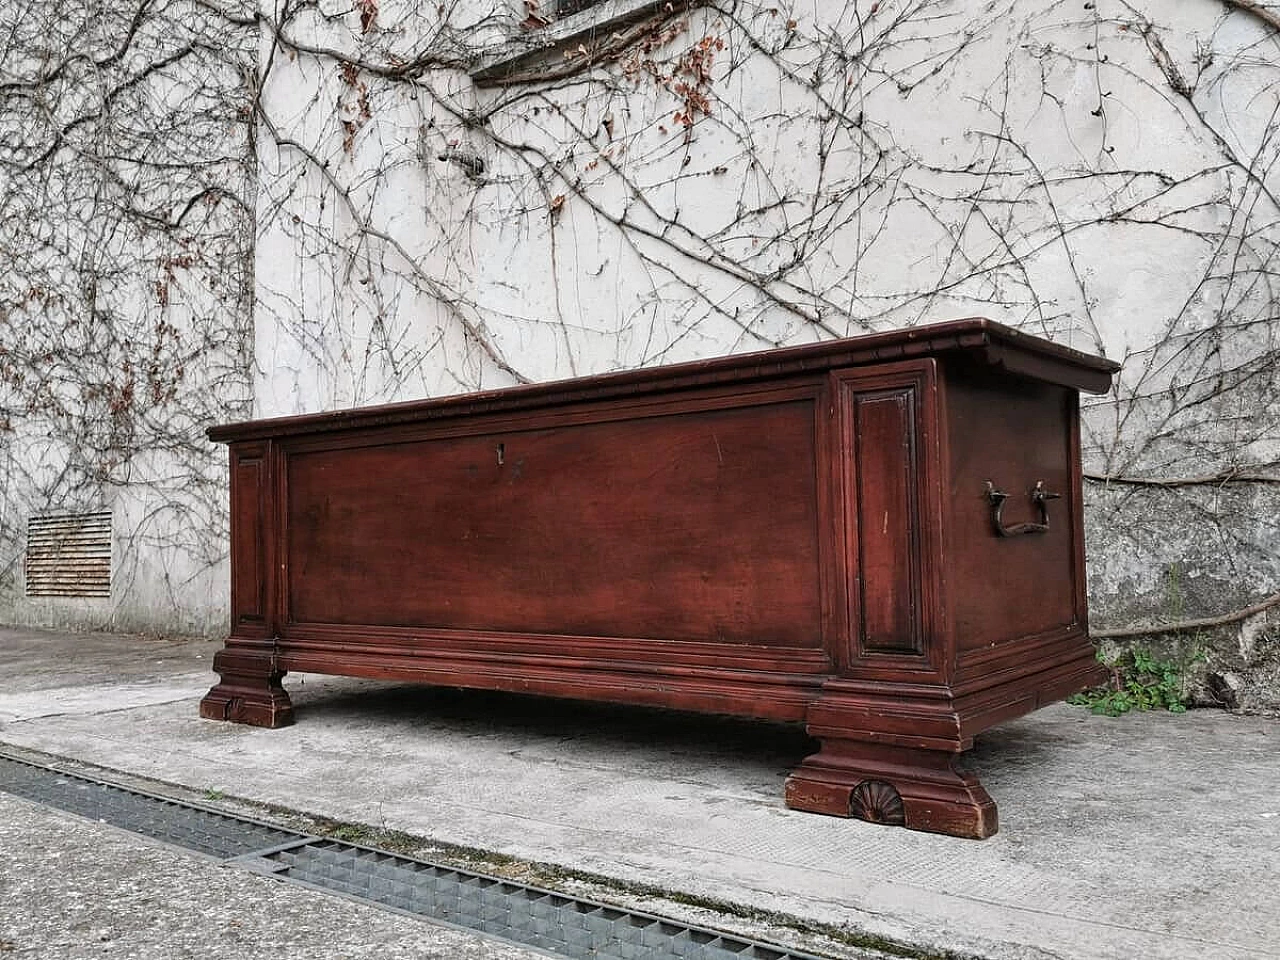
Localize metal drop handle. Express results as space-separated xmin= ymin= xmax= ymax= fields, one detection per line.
xmin=983 ymin=480 xmax=1060 ymax=537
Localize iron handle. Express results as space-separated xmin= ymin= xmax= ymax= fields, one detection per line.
xmin=983 ymin=480 xmax=1060 ymax=537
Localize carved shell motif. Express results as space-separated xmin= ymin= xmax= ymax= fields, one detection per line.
xmin=849 ymin=780 xmax=906 ymax=826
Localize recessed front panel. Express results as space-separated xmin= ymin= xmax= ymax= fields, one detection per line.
xmin=850 ymin=388 xmax=923 ymax=655
xmin=285 ymin=400 xmax=823 ymax=646
xmin=231 ymin=451 xmax=266 ymax=627
xmin=832 ymin=361 xmax=945 ymax=679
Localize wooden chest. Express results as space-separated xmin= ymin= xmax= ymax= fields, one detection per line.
xmin=201 ymin=319 xmax=1118 ymax=838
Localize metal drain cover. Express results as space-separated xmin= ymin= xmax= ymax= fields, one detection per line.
xmin=0 ymin=753 xmax=832 ymax=960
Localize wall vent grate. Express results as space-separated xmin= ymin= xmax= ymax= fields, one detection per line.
xmin=25 ymin=511 xmax=112 ymax=598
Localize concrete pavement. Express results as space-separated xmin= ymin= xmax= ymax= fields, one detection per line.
xmin=1 ymin=625 xmax=1277 ymax=959
xmin=0 ymin=793 xmax=542 ymax=959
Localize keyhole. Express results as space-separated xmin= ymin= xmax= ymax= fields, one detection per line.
xmin=496 ymin=443 xmax=505 ymax=465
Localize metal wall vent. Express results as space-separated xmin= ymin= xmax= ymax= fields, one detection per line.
xmin=25 ymin=511 xmax=112 ymax=598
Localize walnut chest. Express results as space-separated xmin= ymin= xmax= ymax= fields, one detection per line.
xmin=201 ymin=319 xmax=1118 ymax=838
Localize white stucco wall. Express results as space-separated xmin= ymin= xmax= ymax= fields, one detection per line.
xmin=0 ymin=0 xmax=255 ymax=636
xmin=249 ymin=0 xmax=1280 ymax=703
xmin=254 ymin=0 xmax=1279 ymax=413
xmin=2 ymin=0 xmax=1277 ymax=704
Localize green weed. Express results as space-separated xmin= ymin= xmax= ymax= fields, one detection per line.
xmin=1068 ymin=648 xmax=1192 ymax=717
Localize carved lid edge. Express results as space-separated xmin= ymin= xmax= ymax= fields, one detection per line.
xmin=208 ymin=318 xmax=1120 ymax=443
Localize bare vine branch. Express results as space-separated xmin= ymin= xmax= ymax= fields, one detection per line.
xmin=1224 ymin=0 xmax=1280 ymax=32
xmin=2 ymin=0 xmax=1278 ymax=664
xmin=1085 ymin=470 xmax=1280 ymax=488
xmin=1093 ymin=591 xmax=1280 ymax=639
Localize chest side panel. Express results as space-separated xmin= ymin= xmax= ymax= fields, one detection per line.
xmin=944 ymin=365 xmax=1082 ymax=653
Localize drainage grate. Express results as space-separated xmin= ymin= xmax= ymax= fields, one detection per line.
xmin=0 ymin=754 xmax=831 ymax=960
xmin=271 ymin=842 xmax=806 ymax=960
xmin=0 ymin=754 xmax=300 ymax=859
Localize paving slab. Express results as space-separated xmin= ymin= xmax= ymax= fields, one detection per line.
xmin=2 ymin=626 xmax=1278 ymax=960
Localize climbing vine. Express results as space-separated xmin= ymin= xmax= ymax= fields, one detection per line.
xmin=1 ymin=0 xmax=1277 ymax=704
xmin=0 ymin=0 xmax=255 ymax=631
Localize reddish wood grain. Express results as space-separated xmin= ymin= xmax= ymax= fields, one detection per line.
xmin=285 ymin=400 xmax=823 ymax=646
xmin=943 ymin=364 xmax=1080 ymax=652
xmin=833 ymin=362 xmax=945 ymax=682
xmin=851 ymin=388 xmax=922 ymax=656
xmin=231 ymin=455 xmax=264 ymax=624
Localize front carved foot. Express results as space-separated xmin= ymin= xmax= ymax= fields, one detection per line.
xmin=784 ymin=740 xmax=997 ymax=839
xmin=199 ymin=647 xmax=294 ymax=728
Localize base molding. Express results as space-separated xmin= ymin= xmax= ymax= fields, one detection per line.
xmin=196 ymin=637 xmax=1096 ymax=839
